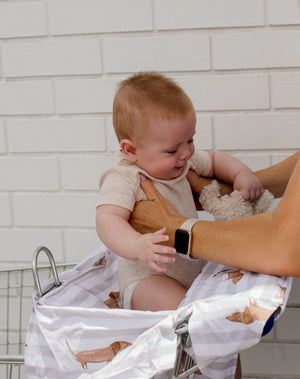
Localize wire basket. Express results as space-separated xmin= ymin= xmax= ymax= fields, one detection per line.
xmin=0 ymin=257 xmax=75 ymax=379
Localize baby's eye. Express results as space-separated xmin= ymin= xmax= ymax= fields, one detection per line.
xmin=167 ymin=149 xmax=177 ymax=154
xmin=188 ymin=138 xmax=194 ymax=144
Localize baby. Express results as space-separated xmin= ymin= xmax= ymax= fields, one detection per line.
xmin=96 ymin=72 xmax=263 ymax=312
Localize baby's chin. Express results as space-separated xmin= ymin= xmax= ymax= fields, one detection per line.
xmin=149 ymin=167 xmax=185 ymax=180
xmin=166 ymin=168 xmax=185 ymax=180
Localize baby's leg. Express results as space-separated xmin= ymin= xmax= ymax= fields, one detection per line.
xmin=131 ymin=275 xmax=187 ymax=311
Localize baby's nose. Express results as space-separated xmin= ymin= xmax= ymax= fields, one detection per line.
xmin=179 ymin=146 xmax=191 ymax=160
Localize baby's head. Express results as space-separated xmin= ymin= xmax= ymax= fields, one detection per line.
xmin=113 ymin=71 xmax=194 ymax=142
xmin=113 ymin=72 xmax=196 ymax=180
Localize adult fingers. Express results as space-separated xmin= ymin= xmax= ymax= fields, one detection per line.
xmin=139 ymin=174 xmax=181 ymax=216
xmin=186 ymin=170 xmax=212 ymax=194
xmin=139 ymin=174 xmax=161 ymax=201
xmin=187 ymin=170 xmax=233 ymax=196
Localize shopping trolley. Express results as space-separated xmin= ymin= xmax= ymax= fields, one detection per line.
xmin=0 ymin=247 xmax=199 ymax=379
xmin=0 ymin=249 xmax=75 ymax=379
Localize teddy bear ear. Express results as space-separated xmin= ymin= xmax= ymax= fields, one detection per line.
xmin=253 ymin=190 xmax=274 ymax=215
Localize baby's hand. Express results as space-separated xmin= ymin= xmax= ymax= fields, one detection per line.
xmin=134 ymin=227 xmax=176 ymax=273
xmin=233 ymin=170 xmax=264 ymax=201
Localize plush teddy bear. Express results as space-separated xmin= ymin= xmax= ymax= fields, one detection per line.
xmin=199 ymin=180 xmax=274 ymax=221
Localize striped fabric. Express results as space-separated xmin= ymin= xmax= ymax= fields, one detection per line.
xmin=25 ymin=245 xmax=292 ymax=379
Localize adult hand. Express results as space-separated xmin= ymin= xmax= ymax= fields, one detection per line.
xmin=129 ymin=174 xmax=187 ymax=246
xmin=186 ymin=170 xmax=233 ymax=197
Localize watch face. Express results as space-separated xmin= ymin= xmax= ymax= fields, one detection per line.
xmin=174 ymin=229 xmax=190 ymax=255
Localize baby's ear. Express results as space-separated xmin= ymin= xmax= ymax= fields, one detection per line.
xmin=120 ymin=139 xmax=137 ymax=162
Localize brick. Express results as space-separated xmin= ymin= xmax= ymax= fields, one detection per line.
xmin=0 ymin=81 xmax=53 ymax=115
xmin=268 ymin=0 xmax=300 ymax=25
xmin=272 ymin=152 xmax=296 ymax=165
xmin=3 ymin=39 xmax=101 ymax=78
xmin=0 ymin=121 xmax=5 ymax=153
xmin=64 ymin=230 xmax=102 ymax=262
xmin=7 ymin=118 xmax=106 ymax=153
xmin=213 ymin=31 xmax=300 ymax=70
xmin=49 ymin=0 xmax=152 ymax=35
xmin=0 ymin=229 xmax=64 ymax=263
xmin=0 ymin=195 xmax=11 ymax=226
xmin=0 ymin=2 xmax=46 ymax=39
xmin=272 ymin=72 xmax=300 ymax=109
xmin=231 ymin=154 xmax=271 ymax=171
xmin=195 ymin=115 xmax=213 ymax=150
xmin=56 ymin=78 xmax=118 ymax=114
xmin=176 ymin=74 xmax=269 ymax=111
xmin=103 ymin=35 xmax=210 ymax=73
xmin=155 ymin=0 xmax=264 ymax=30
xmin=13 ymin=193 xmax=98 ymax=227
xmin=241 ymin=343 xmax=300 ymax=376
xmin=288 ymin=278 xmax=300 ymax=306
xmin=105 ymin=117 xmax=120 ymax=152
xmin=276 ymin=308 xmax=300 ymax=340
xmin=60 ymin=156 xmax=114 ymax=190
xmin=214 ymin=113 xmax=300 ymax=150
xmin=0 ymin=158 xmax=59 ymax=191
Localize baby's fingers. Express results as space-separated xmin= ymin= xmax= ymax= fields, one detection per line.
xmin=150 ymin=261 xmax=167 ymax=273
xmin=152 ymin=229 xmax=170 ymax=245
xmin=150 ymin=251 xmax=176 ymax=272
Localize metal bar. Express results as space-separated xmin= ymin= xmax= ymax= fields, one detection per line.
xmin=173 ymin=364 xmax=200 ymax=379
xmin=32 ymin=246 xmax=61 ymax=298
xmin=0 ymin=356 xmax=25 ymax=364
xmin=18 ymin=270 xmax=24 ymax=355
xmin=172 ymin=321 xmax=200 ymax=379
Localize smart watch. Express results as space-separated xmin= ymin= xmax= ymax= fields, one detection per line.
xmin=174 ymin=218 xmax=198 ymax=258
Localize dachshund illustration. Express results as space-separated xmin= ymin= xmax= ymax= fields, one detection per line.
xmin=227 ymin=270 xmax=244 ymax=284
xmin=275 ymin=286 xmax=287 ymax=302
xmin=104 ymin=291 xmax=120 ymax=309
xmin=213 ymin=268 xmax=244 ymax=284
xmin=66 ymin=340 xmax=132 ymax=369
xmin=226 ymin=299 xmax=273 ymax=325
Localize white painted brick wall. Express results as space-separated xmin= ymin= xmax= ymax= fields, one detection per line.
xmin=48 ymin=0 xmax=153 ymax=35
xmin=60 ymin=156 xmax=114 ymax=190
xmin=55 ymin=78 xmax=118 ymax=114
xmin=0 ymin=121 xmax=5 ymax=153
xmin=213 ymin=30 xmax=300 ymax=70
xmin=177 ymin=74 xmax=269 ymax=111
xmin=1 ymin=1 xmax=299 ymax=376
xmin=103 ymin=35 xmax=210 ymax=73
xmin=6 ymin=118 xmax=106 ymax=152
xmin=12 ymin=194 xmax=98 ymax=227
xmin=214 ymin=113 xmax=300 ymax=150
xmin=0 ymin=158 xmax=59 ymax=191
xmin=0 ymin=81 xmax=53 ymax=115
xmin=267 ymin=0 xmax=300 ymax=25
xmin=0 ymin=195 xmax=11 ymax=226
xmin=0 ymin=1 xmax=47 ymax=39
xmin=272 ymin=72 xmax=300 ymax=108
xmin=3 ymin=39 xmax=102 ymax=77
xmin=154 ymin=0 xmax=265 ymax=29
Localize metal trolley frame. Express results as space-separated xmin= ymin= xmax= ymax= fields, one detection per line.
xmin=0 ymin=247 xmax=199 ymax=379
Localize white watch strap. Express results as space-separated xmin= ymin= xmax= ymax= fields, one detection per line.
xmin=179 ymin=218 xmax=199 ymax=232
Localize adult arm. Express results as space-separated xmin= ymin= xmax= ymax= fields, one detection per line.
xmin=130 ymin=152 xmax=300 ymax=277
xmin=187 ymin=151 xmax=300 ymax=199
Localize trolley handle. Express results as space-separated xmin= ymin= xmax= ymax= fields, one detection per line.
xmin=32 ymin=246 xmax=61 ymax=298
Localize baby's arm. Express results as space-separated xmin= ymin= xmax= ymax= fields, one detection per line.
xmin=96 ymin=204 xmax=176 ymax=273
xmin=207 ymin=151 xmax=263 ymax=200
